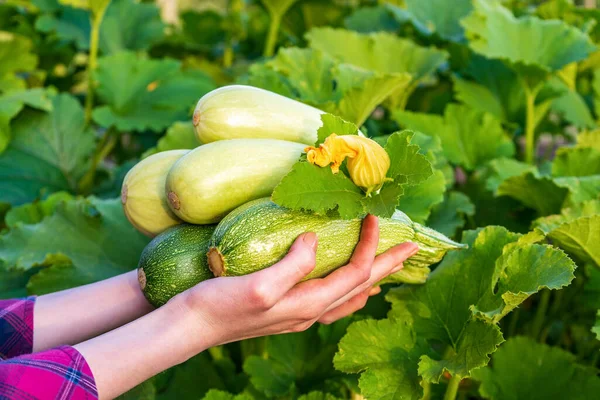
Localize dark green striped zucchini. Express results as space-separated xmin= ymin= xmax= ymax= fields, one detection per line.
xmin=208 ymin=198 xmax=465 ymax=284
xmin=138 ymin=224 xmax=216 ymax=307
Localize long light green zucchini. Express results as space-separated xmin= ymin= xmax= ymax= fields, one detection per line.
xmin=166 ymin=139 xmax=305 ymax=224
xmin=208 ymin=198 xmax=466 ymax=284
xmin=121 ymin=150 xmax=187 ymax=237
xmin=192 ymin=85 xmax=323 ymax=145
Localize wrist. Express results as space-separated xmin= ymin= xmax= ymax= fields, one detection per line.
xmin=164 ymin=291 xmax=219 ymax=361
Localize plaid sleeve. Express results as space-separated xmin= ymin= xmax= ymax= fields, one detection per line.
xmin=0 ymin=297 xmax=36 ymax=359
xmin=0 ymin=346 xmax=98 ymax=400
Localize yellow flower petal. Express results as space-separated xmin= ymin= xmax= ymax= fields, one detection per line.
xmin=305 ymin=134 xmax=390 ymax=192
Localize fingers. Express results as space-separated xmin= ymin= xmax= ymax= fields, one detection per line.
xmin=318 ymin=288 xmax=371 ymax=325
xmin=324 ymin=241 xmax=418 ymax=311
xmin=301 ymin=215 xmax=380 ymax=303
xmin=241 ymin=232 xmax=317 ymax=310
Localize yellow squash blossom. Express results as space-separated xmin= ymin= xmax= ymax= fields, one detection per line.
xmin=305 ymin=134 xmax=390 ymax=193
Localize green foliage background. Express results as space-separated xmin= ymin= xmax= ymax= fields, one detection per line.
xmin=1 ymin=0 xmax=600 ymax=399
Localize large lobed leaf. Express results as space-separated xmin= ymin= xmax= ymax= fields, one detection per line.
xmin=472 ymin=337 xmax=600 ymax=400
xmin=335 ymin=226 xmax=576 ymax=399
xmin=306 ymin=28 xmax=447 ymax=108
xmin=386 ymin=0 xmax=473 ymax=42
xmin=243 ymin=319 xmax=354 ymax=398
xmin=262 ymin=47 xmax=411 ymax=126
xmin=0 ymin=93 xmax=95 ymax=206
xmin=461 ymin=0 xmax=595 ymax=75
xmin=394 ymin=104 xmax=515 ymax=171
xmin=0 ymin=31 xmax=38 ymax=91
xmin=0 ymin=196 xmax=150 ymax=295
xmin=534 ymin=200 xmax=600 ymax=266
xmin=0 ymin=88 xmax=53 ymax=153
xmin=92 ymin=52 xmax=216 ymax=132
xmin=36 ymin=0 xmax=165 ymax=54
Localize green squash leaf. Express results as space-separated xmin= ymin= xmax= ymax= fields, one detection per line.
xmin=0 ymin=88 xmax=53 ymax=153
xmin=5 ymin=191 xmax=73 ymax=228
xmin=92 ymin=52 xmax=216 ymax=132
xmin=36 ymin=0 xmax=165 ymax=54
xmin=577 ymin=130 xmax=600 ymax=151
xmin=316 ymin=114 xmax=358 ymax=146
xmin=271 ymin=162 xmax=365 ymax=219
xmin=306 ymin=28 xmax=447 ymax=108
xmin=394 ymin=104 xmax=514 ymax=170
xmin=472 ymin=337 xmax=600 ymax=400
xmin=397 ymin=169 xmax=446 ymax=224
xmin=384 ymin=130 xmax=433 ymax=185
xmin=534 ymin=200 xmax=600 ymax=266
xmin=387 ymin=0 xmax=473 ymax=42
xmin=0 ymin=31 xmax=38 ymax=91
xmin=461 ymin=0 xmax=595 ymax=74
xmin=202 ymin=390 xmax=253 ymax=400
xmin=552 ymin=147 xmax=600 ymax=178
xmin=385 ymin=226 xmax=574 ymax=384
xmin=244 ymin=320 xmax=352 ymax=398
xmin=0 ymin=93 xmax=95 ymax=206
xmin=142 ymin=122 xmax=200 ymax=159
xmin=344 ymin=5 xmax=399 ymax=34
xmin=496 ymin=172 xmax=568 ymax=216
xmin=427 ymin=191 xmax=475 ymax=237
xmin=0 ymin=197 xmax=150 ymax=294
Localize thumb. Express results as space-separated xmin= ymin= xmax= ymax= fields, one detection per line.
xmin=246 ymin=232 xmax=318 ymax=303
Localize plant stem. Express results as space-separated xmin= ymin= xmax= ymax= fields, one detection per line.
xmin=223 ymin=43 xmax=234 ymax=68
xmin=523 ymin=84 xmax=540 ymax=165
xmin=79 ymin=128 xmax=117 ymax=194
xmin=531 ymin=290 xmax=551 ymax=341
xmin=507 ymin=307 xmax=520 ymax=337
xmin=444 ymin=375 xmax=461 ymax=400
xmin=422 ymin=381 xmax=431 ymax=400
xmin=84 ymin=9 xmax=107 ymax=125
xmin=264 ymin=12 xmax=281 ymax=57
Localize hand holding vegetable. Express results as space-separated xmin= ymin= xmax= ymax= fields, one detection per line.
xmin=181 ymin=215 xmax=418 ymax=347
xmin=75 ymin=215 xmax=418 ymax=399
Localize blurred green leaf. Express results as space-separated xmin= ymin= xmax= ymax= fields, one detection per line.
xmin=387 ymin=0 xmax=473 ymax=42
xmin=0 ymin=88 xmax=53 ymax=153
xmin=0 ymin=197 xmax=150 ymax=294
xmin=427 ymin=191 xmax=475 ymax=237
xmin=36 ymin=0 xmax=165 ymax=54
xmin=0 ymin=31 xmax=38 ymax=91
xmin=142 ymin=122 xmax=200 ymax=159
xmin=344 ymin=6 xmax=399 ymax=34
xmin=472 ymin=337 xmax=600 ymax=400
xmin=552 ymin=147 xmax=600 ymax=178
xmin=306 ymin=28 xmax=447 ymax=108
xmin=462 ymin=0 xmax=595 ymax=76
xmin=0 ymin=93 xmax=95 ymax=206
xmin=92 ymin=52 xmax=216 ymax=132
xmin=394 ymin=104 xmax=515 ymax=171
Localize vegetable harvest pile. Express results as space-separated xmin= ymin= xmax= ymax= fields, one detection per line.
xmin=1 ymin=0 xmax=600 ymax=399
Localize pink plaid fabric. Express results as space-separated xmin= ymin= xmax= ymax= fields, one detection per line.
xmin=0 ymin=297 xmax=35 ymax=359
xmin=0 ymin=297 xmax=98 ymax=399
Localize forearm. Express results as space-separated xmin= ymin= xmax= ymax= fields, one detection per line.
xmin=74 ymin=294 xmax=208 ymax=399
xmin=33 ymin=270 xmax=154 ymax=352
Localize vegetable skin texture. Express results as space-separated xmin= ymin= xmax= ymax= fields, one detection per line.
xmin=138 ymin=223 xmax=215 ymax=307
xmin=193 ymin=85 xmax=323 ymax=145
xmin=166 ymin=139 xmax=305 ymax=224
xmin=208 ymin=198 xmax=466 ymax=284
xmin=121 ymin=150 xmax=187 ymax=237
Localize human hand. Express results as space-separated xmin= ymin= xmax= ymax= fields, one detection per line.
xmin=178 ymin=214 xmax=419 ymax=351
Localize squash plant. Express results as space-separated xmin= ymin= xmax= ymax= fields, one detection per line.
xmin=0 ymin=0 xmax=599 ymax=399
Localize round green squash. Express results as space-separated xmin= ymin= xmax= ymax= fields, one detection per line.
xmin=138 ymin=223 xmax=216 ymax=307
